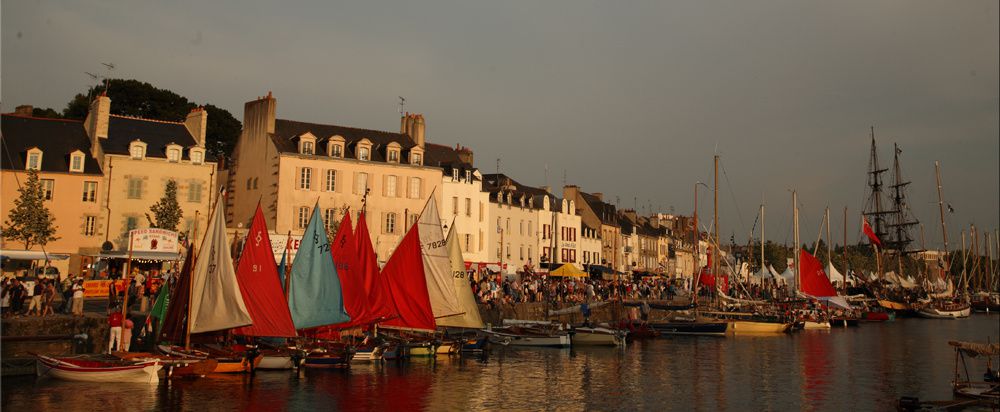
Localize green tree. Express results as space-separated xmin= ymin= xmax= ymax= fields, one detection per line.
xmin=62 ymin=79 xmax=241 ymax=161
xmin=31 ymin=107 xmax=63 ymax=119
xmin=1 ymin=170 xmax=59 ymax=249
xmin=146 ymin=180 xmax=183 ymax=231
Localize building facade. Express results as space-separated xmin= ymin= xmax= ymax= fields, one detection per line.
xmin=433 ymin=145 xmax=489 ymax=265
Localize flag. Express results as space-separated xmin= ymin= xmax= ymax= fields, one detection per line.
xmin=862 ymin=218 xmax=881 ymax=247
xmin=148 ymin=282 xmax=170 ymax=338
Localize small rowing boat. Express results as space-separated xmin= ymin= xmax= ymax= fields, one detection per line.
xmin=35 ymin=354 xmax=161 ymax=384
xmin=571 ymin=327 xmax=627 ymax=346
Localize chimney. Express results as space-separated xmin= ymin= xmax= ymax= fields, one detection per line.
xmin=456 ymin=144 xmax=474 ymax=166
xmin=84 ymin=94 xmax=111 ymax=141
xmin=14 ymin=105 xmax=33 ymax=116
xmin=593 ymin=192 xmax=604 ymax=201
xmin=411 ymin=114 xmax=425 ymax=148
xmin=185 ymin=106 xmax=208 ymax=147
xmin=541 ymin=185 xmax=551 ymax=194
xmin=242 ymin=92 xmax=276 ymax=142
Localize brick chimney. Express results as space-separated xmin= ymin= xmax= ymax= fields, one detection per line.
xmin=14 ymin=105 xmax=33 ymax=116
xmin=400 ymin=113 xmax=425 ymax=148
xmin=185 ymin=106 xmax=208 ymax=147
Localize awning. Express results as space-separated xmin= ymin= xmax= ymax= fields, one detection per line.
xmin=550 ymin=263 xmax=587 ymax=277
xmin=0 ymin=250 xmax=71 ymax=261
xmin=95 ymin=250 xmax=182 ymax=261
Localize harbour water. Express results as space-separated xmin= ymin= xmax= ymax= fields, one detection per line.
xmin=3 ymin=315 xmax=997 ymax=411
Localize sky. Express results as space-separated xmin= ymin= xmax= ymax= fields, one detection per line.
xmin=3 ymin=0 xmax=998 ymax=249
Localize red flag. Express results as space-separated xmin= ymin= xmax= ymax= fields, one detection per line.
xmin=231 ymin=204 xmax=298 ymax=337
xmin=799 ymin=249 xmax=837 ymax=297
xmin=381 ymin=223 xmax=437 ymax=332
xmin=862 ymin=218 xmax=882 ymax=247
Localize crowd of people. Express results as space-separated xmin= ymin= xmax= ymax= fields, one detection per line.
xmin=471 ymin=272 xmax=687 ymax=307
xmin=0 ymin=276 xmax=86 ymax=318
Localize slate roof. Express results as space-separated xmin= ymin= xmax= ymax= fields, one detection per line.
xmin=579 ymin=191 xmax=619 ymax=227
xmin=482 ymin=173 xmax=560 ymax=210
xmin=104 ymin=115 xmax=209 ymax=159
xmin=271 ymin=118 xmax=417 ymax=163
xmin=1 ymin=114 xmax=102 ymax=174
xmin=425 ymin=143 xmax=479 ymax=179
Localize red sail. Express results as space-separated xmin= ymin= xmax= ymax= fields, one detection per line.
xmin=696 ymin=247 xmax=729 ymax=293
xmin=381 ymin=224 xmax=437 ymax=331
xmin=799 ymin=249 xmax=837 ymax=297
xmin=232 ymin=205 xmax=297 ymax=337
xmin=357 ymin=212 xmax=397 ymax=322
xmin=311 ymin=213 xmax=370 ymax=334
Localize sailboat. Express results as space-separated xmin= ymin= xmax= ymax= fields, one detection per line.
xmin=916 ymin=161 xmax=971 ymax=319
xmin=380 ymin=220 xmax=440 ymax=357
xmin=437 ymin=219 xmax=487 ymax=354
xmin=231 ymin=204 xmax=299 ymax=370
xmin=287 ymin=204 xmax=354 ymax=368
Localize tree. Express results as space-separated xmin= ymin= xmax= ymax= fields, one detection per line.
xmin=31 ymin=107 xmax=63 ymax=119
xmin=1 ymin=170 xmax=59 ymax=249
xmin=62 ymin=79 xmax=241 ymax=162
xmin=146 ymin=180 xmax=183 ymax=231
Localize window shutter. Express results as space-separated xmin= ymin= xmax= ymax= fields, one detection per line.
xmin=352 ymin=172 xmax=358 ymax=194
xmin=382 ymin=175 xmax=388 ymax=197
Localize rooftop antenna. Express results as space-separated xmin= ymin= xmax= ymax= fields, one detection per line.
xmin=544 ymin=163 xmax=549 ymax=187
xmin=562 ymin=169 xmax=567 ymax=187
xmin=398 ymin=96 xmax=406 ymax=115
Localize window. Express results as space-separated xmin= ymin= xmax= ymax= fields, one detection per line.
xmin=452 ymin=169 xmax=459 ymax=181
xmin=126 ymin=216 xmax=139 ymax=231
xmin=70 ymin=154 xmax=84 ymax=172
xmin=452 ymin=197 xmax=459 ymax=214
xmin=27 ymin=152 xmax=41 ymax=170
xmin=253 ymin=178 xmax=258 ymax=189
xmin=408 ymin=177 xmax=421 ymax=198
xmin=190 ymin=150 xmax=204 ymax=165
xmin=543 ymin=224 xmax=550 ymax=240
xmin=528 ymin=221 xmax=533 ymax=236
xmin=330 ymin=144 xmax=343 ymax=158
xmin=299 ymin=168 xmax=312 ymax=190
xmin=465 ymin=170 xmax=472 ymax=182
xmin=297 ymin=207 xmax=310 ymax=228
xmin=358 ymin=147 xmax=370 ymax=161
xmin=167 ymin=148 xmax=180 ymax=162
xmin=325 ymin=208 xmax=337 ymax=232
xmin=388 ymin=150 xmax=399 ymax=162
xmin=356 ymin=172 xmax=369 ymax=194
xmin=465 ymin=198 xmax=471 ymax=217
xmin=506 ymin=243 xmax=511 ymax=259
xmin=479 ymin=230 xmax=484 ymax=251
xmin=384 ymin=213 xmax=397 ymax=234
xmin=408 ymin=213 xmax=418 ymax=228
xmin=519 ymin=220 xmax=524 ymax=235
xmin=188 ymin=181 xmax=202 ymax=202
xmin=519 ymin=245 xmax=524 ymax=261
xmin=325 ymin=170 xmax=337 ymax=192
xmin=130 ymin=145 xmax=144 ymax=159
xmin=411 ymin=153 xmax=422 ymax=165
xmin=246 ymin=178 xmax=252 ymax=190
xmin=506 ymin=218 xmax=510 ymax=233
xmin=479 ymin=202 xmax=484 ymax=222
xmin=465 ymin=234 xmax=472 ymax=253
xmin=82 ymin=181 xmax=97 ymax=202
xmin=127 ymin=178 xmax=142 ymax=199
xmin=41 ymin=179 xmax=54 ymax=200
xmin=302 ymin=141 xmax=314 ymax=155
xmin=528 ymin=246 xmax=533 ymax=261
xmin=386 ymin=175 xmax=397 ymax=197
xmin=84 ymin=216 xmax=96 ymax=236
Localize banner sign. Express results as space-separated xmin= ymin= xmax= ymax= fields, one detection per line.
xmin=129 ymin=229 xmax=179 ymax=253
xmin=268 ymin=233 xmax=303 ymax=262
xmin=82 ymin=279 xmax=127 ymax=298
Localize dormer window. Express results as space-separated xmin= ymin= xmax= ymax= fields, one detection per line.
xmin=465 ymin=170 xmax=472 ymax=182
xmin=409 ymin=146 xmax=424 ymax=166
xmin=166 ymin=144 xmax=182 ymax=163
xmin=356 ymin=138 xmax=373 ymax=161
xmin=189 ymin=148 xmax=205 ymax=165
xmin=452 ymin=169 xmax=459 ymax=181
xmin=129 ymin=140 xmax=147 ymax=160
xmin=298 ymin=133 xmax=317 ymax=155
xmin=26 ymin=148 xmax=42 ymax=171
xmin=327 ymin=135 xmax=345 ymax=158
xmin=69 ymin=150 xmax=85 ymax=172
xmin=386 ymin=142 xmax=401 ymax=163
xmin=302 ymin=141 xmax=314 ymax=155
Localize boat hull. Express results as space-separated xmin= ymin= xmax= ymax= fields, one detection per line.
xmin=257 ymin=355 xmax=294 ymax=370
xmin=803 ymin=321 xmax=831 ymax=330
xmin=488 ymin=333 xmax=571 ymax=348
xmin=460 ymin=337 xmax=488 ymax=352
xmin=830 ymin=317 xmax=859 ymax=327
xmin=351 ymin=347 xmax=383 ymax=362
xmin=36 ymin=356 xmax=161 ymax=384
xmin=303 ymin=353 xmax=351 ymax=368
xmin=407 ymin=345 xmax=437 ymax=357
xmin=917 ymin=307 xmax=971 ymax=319
xmin=572 ymin=328 xmax=625 ymax=346
xmin=212 ymin=357 xmax=259 ymax=373
xmin=729 ymin=321 xmax=791 ymax=334
xmin=650 ymin=322 xmax=729 ymax=336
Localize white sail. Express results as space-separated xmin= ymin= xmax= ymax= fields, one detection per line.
xmin=437 ymin=223 xmax=485 ymax=328
xmin=826 ymin=262 xmax=846 ymax=286
xmin=417 ymin=195 xmax=463 ymax=318
xmin=189 ymin=198 xmax=253 ymax=333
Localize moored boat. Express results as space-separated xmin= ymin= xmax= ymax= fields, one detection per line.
xmin=729 ymin=320 xmax=792 ymax=334
xmin=649 ymin=321 xmax=728 ymax=336
xmin=35 ymin=354 xmax=161 ymax=384
xmin=948 ymin=340 xmax=1000 ymax=401
xmin=571 ymin=327 xmax=627 ymax=346
xmin=802 ymin=321 xmax=831 ymax=330
xmin=257 ymin=354 xmax=295 ymax=370
xmin=917 ymin=301 xmax=971 ymax=319
xmin=860 ymin=311 xmax=895 ymax=322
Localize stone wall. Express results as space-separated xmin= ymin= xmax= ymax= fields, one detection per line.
xmin=1 ymin=315 xmax=110 ymax=358
xmin=477 ymin=302 xmax=638 ymax=326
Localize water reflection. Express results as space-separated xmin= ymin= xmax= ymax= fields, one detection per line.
xmin=3 ymin=315 xmax=997 ymax=411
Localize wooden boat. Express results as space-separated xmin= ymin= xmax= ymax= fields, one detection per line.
xmin=877 ymin=299 xmax=915 ymax=316
xmin=257 ymin=354 xmax=295 ymax=370
xmin=649 ymin=321 xmax=728 ymax=336
xmin=35 ymin=354 xmax=161 ymax=384
xmin=114 ymin=352 xmax=217 ymax=378
xmin=970 ymin=293 xmax=1000 ymax=313
xmin=802 ymin=321 xmax=831 ymax=330
xmin=948 ymin=340 xmax=999 ymax=401
xmin=303 ymin=352 xmax=351 ymax=368
xmin=830 ymin=316 xmax=859 ymax=327
xmin=435 ymin=340 xmax=459 ymax=355
xmin=381 ymin=344 xmax=402 ymax=360
xmin=571 ymin=327 xmax=626 ymax=346
xmin=351 ymin=345 xmax=383 ymax=362
xmin=485 ymin=323 xmax=572 ymax=348
xmin=407 ymin=342 xmax=437 ymax=357
xmin=729 ymin=320 xmax=792 ymax=334
xmin=917 ymin=301 xmax=971 ymax=319
xmin=460 ymin=337 xmax=489 ymax=353
xmin=860 ymin=311 xmax=895 ymax=322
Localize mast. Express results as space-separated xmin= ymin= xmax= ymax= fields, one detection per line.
xmin=692 ymin=183 xmax=700 ymax=302
xmin=960 ymin=230 xmax=968 ymax=296
xmin=825 ymin=207 xmax=832 ymax=282
xmin=863 ymin=128 xmax=890 ymax=248
xmin=842 ymin=207 xmax=848 ymax=295
xmin=761 ymin=203 xmax=766 ymax=297
xmin=920 ymin=224 xmax=927 ymax=283
xmin=934 ymin=161 xmax=950 ymax=282
xmin=713 ymin=155 xmax=719 ymax=304
xmin=793 ymin=190 xmax=800 ymax=296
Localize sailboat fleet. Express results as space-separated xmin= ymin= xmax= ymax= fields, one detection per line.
xmin=32 ymin=132 xmax=998 ymax=384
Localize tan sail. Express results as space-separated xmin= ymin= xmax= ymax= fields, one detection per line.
xmin=438 ymin=223 xmax=485 ymax=328
xmin=418 ymin=195 xmax=463 ymax=318
xmin=189 ymin=197 xmax=253 ymax=333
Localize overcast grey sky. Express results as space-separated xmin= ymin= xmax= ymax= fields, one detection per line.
xmin=3 ymin=0 xmax=997 ymax=248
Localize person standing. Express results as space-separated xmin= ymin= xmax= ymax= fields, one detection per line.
xmin=107 ymin=308 xmax=124 ymax=353
xmin=121 ymin=317 xmax=134 ymax=352
xmin=27 ymin=281 xmax=43 ymax=316
xmin=71 ymin=280 xmax=85 ymax=316
xmin=41 ymin=280 xmax=56 ymax=316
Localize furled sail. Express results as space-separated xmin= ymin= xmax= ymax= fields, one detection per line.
xmin=159 ymin=250 xmax=192 ymax=343
xmin=436 ymin=223 xmax=485 ymax=329
xmin=417 ymin=195 xmax=463 ymax=318
xmin=287 ymin=204 xmax=351 ymax=330
xmin=189 ymin=197 xmax=253 ymax=334
xmin=382 ymin=223 xmax=437 ymax=332
xmin=231 ymin=204 xmax=297 ymax=338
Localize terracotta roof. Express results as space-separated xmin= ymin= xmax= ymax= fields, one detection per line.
xmin=1 ymin=114 xmax=102 ymax=174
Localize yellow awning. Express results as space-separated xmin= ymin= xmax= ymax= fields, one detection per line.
xmin=550 ymin=263 xmax=587 ymax=277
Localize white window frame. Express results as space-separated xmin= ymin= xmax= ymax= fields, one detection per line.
xmin=70 ymin=153 xmax=85 ymax=172
xmin=299 ymin=168 xmax=312 ymax=190
xmin=356 ymin=172 xmax=369 ymax=194
xmin=167 ymin=148 xmax=180 ymax=162
xmin=129 ymin=141 xmax=146 ymax=160
xmin=358 ymin=146 xmax=370 ymax=161
xmin=325 ymin=169 xmax=337 ymax=192
xmin=41 ymin=179 xmax=55 ymax=200
xmin=127 ymin=178 xmax=142 ymax=199
xmin=26 ymin=151 xmax=42 ymax=171
xmin=84 ymin=216 xmax=97 ymax=236
xmin=408 ymin=177 xmax=421 ymax=198
xmin=188 ymin=181 xmax=202 ymax=203
xmin=388 ymin=150 xmax=399 ymax=163
xmin=452 ymin=169 xmax=459 ymax=181
xmin=385 ymin=212 xmax=397 ymax=234
xmin=386 ymin=175 xmax=397 ymax=197
xmin=82 ymin=181 xmax=98 ymax=202
xmin=298 ymin=207 xmax=310 ymax=229
xmin=190 ymin=149 xmax=204 ymax=165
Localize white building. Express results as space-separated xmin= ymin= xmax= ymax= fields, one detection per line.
xmin=482 ymin=175 xmax=539 ymax=275
xmin=432 ymin=144 xmax=489 ymax=265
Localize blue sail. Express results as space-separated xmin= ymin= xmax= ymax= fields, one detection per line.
xmin=287 ymin=205 xmax=351 ymax=329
